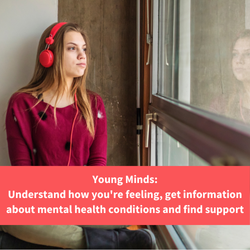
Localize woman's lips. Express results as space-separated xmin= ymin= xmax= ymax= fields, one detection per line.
xmin=77 ymin=63 xmax=86 ymax=68
xmin=234 ymin=68 xmax=245 ymax=72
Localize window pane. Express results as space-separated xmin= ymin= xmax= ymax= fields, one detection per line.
xmin=154 ymin=127 xmax=250 ymax=248
xmin=176 ymin=225 xmax=250 ymax=249
xmin=157 ymin=0 xmax=174 ymax=97
xmin=156 ymin=127 xmax=207 ymax=166
xmin=158 ymin=0 xmax=250 ymax=124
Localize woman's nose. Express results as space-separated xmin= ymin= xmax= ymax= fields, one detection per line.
xmin=236 ymin=54 xmax=244 ymax=64
xmin=78 ymin=50 xmax=86 ymax=59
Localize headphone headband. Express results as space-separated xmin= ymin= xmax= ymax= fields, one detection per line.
xmin=39 ymin=22 xmax=67 ymax=68
xmin=49 ymin=22 xmax=67 ymax=41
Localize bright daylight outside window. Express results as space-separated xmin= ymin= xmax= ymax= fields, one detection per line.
xmin=149 ymin=0 xmax=250 ymax=248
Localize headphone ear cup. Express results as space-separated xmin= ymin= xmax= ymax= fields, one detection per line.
xmin=39 ymin=50 xmax=54 ymax=68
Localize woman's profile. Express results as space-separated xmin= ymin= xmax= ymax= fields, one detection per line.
xmin=210 ymin=29 xmax=250 ymax=124
xmin=0 ymin=22 xmax=156 ymax=249
xmin=232 ymin=29 xmax=250 ymax=124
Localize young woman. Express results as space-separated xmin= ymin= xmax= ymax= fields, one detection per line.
xmin=231 ymin=29 xmax=250 ymax=124
xmin=1 ymin=22 xmax=156 ymax=249
xmin=5 ymin=22 xmax=106 ymax=166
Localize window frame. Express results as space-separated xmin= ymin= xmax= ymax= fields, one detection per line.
xmin=149 ymin=94 xmax=250 ymax=166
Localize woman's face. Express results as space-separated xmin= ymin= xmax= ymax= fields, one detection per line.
xmin=63 ymin=31 xmax=87 ymax=82
xmin=232 ymin=37 xmax=250 ymax=83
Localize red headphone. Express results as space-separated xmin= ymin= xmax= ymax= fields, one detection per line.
xmin=39 ymin=22 xmax=67 ymax=68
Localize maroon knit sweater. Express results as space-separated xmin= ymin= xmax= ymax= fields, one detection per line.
xmin=5 ymin=92 xmax=107 ymax=166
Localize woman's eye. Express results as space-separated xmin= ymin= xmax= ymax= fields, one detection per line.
xmin=83 ymin=48 xmax=87 ymax=52
xmin=68 ymin=47 xmax=75 ymax=50
xmin=232 ymin=52 xmax=238 ymax=57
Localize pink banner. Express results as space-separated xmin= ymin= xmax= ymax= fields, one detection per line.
xmin=0 ymin=166 xmax=249 ymax=225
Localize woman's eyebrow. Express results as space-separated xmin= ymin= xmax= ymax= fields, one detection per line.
xmin=232 ymin=48 xmax=250 ymax=51
xmin=66 ymin=42 xmax=86 ymax=46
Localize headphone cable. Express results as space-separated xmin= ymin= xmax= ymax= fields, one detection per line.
xmin=67 ymin=91 xmax=78 ymax=166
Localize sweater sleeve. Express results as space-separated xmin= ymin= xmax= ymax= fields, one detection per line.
xmin=5 ymin=94 xmax=33 ymax=166
xmin=87 ymin=96 xmax=107 ymax=166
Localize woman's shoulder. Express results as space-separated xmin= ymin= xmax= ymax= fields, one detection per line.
xmin=88 ymin=90 xmax=103 ymax=100
xmin=8 ymin=92 xmax=36 ymax=108
xmin=87 ymin=90 xmax=105 ymax=106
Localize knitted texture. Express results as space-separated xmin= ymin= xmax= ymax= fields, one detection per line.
xmin=6 ymin=92 xmax=107 ymax=166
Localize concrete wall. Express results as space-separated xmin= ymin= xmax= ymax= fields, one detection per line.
xmin=0 ymin=0 xmax=58 ymax=165
xmin=58 ymin=0 xmax=137 ymax=166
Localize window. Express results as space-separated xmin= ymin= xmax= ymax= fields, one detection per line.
xmin=146 ymin=0 xmax=250 ymax=248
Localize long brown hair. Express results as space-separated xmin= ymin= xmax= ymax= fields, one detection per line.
xmin=18 ymin=22 xmax=95 ymax=137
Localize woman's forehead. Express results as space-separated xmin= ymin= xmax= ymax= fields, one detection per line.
xmin=64 ymin=31 xmax=85 ymax=45
xmin=234 ymin=38 xmax=250 ymax=50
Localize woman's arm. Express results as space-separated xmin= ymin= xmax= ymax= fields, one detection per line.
xmin=5 ymin=94 xmax=33 ymax=166
xmin=87 ymin=95 xmax=107 ymax=166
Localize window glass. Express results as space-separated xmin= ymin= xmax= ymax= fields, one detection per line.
xmin=158 ymin=0 xmax=250 ymax=125
xmin=155 ymin=128 xmax=250 ymax=248
xmin=156 ymin=127 xmax=207 ymax=166
xmin=177 ymin=225 xmax=250 ymax=249
xmin=157 ymin=0 xmax=174 ymax=98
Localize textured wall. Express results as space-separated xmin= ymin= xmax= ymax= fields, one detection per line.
xmin=58 ymin=0 xmax=137 ymax=166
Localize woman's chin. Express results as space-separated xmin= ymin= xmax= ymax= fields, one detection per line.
xmin=233 ymin=73 xmax=246 ymax=83
xmin=74 ymin=72 xmax=85 ymax=78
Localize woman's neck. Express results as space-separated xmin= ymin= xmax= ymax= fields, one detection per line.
xmin=42 ymin=82 xmax=74 ymax=108
xmin=242 ymin=82 xmax=250 ymax=109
